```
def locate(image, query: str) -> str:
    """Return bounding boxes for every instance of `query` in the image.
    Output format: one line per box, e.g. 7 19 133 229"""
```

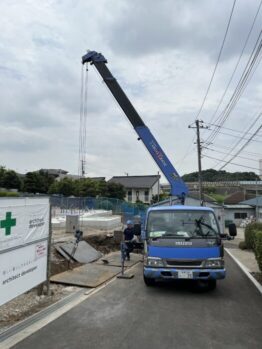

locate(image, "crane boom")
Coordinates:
82 51 188 201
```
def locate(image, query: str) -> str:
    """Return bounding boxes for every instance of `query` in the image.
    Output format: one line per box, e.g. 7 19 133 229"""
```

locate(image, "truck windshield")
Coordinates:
147 210 220 239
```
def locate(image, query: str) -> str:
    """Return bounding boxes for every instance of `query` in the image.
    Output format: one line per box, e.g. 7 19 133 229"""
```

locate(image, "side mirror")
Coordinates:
228 223 237 238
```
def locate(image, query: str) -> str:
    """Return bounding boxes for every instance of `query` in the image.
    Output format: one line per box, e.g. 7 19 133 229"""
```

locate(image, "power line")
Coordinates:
210 143 262 157
194 0 237 120
203 146 260 162
219 114 262 169
206 0 262 126
204 30 262 144
210 111 262 169
205 121 262 138
211 130 262 143
203 154 260 171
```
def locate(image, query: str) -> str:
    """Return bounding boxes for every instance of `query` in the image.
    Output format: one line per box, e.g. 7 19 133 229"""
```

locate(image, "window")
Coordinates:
136 191 140 201
146 210 220 238
127 190 132 202
234 212 247 219
144 190 149 202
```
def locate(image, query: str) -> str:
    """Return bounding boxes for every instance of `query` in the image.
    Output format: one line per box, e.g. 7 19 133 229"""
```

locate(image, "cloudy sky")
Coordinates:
0 0 261 181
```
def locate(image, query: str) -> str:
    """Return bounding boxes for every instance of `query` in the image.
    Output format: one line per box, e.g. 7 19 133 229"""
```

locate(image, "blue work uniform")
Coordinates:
123 227 134 259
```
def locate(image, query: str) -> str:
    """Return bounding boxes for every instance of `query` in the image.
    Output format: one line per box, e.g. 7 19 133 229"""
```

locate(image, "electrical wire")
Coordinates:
206 0 262 126
219 114 262 169
203 146 260 162
203 154 260 171
194 0 237 120
205 121 262 139
209 143 262 157
204 32 262 145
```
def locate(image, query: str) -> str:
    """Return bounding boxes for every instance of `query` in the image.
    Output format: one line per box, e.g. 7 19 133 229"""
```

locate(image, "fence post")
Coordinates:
46 199 53 296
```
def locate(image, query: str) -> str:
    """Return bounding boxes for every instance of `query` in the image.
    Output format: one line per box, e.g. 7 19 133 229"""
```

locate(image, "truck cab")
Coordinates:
143 205 226 290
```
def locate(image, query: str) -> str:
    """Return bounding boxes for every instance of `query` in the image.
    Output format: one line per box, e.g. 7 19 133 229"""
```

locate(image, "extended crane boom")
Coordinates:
82 51 188 202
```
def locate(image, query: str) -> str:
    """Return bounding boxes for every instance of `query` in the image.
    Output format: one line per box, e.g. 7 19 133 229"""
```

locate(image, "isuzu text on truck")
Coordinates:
81 51 237 290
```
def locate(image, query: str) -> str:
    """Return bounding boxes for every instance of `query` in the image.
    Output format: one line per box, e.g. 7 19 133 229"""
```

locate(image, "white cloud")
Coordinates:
0 0 261 181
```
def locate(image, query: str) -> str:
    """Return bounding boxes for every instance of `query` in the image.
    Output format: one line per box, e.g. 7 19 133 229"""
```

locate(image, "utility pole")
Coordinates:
188 120 209 206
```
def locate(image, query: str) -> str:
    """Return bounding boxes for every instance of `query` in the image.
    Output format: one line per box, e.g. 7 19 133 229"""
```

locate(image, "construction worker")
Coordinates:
123 220 134 260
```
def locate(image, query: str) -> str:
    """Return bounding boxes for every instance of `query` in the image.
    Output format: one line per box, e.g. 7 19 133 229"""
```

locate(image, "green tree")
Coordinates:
182 169 260 182
106 182 126 200
0 166 6 187
3 170 21 190
23 172 46 193
48 178 76 196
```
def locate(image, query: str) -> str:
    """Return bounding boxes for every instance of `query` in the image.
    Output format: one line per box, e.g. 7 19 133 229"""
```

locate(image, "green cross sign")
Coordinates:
0 212 16 236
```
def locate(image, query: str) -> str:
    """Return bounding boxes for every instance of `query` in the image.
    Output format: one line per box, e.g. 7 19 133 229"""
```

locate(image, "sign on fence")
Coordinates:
0 197 50 306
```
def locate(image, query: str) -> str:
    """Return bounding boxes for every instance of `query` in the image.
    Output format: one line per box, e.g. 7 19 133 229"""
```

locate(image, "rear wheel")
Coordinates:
144 275 155 287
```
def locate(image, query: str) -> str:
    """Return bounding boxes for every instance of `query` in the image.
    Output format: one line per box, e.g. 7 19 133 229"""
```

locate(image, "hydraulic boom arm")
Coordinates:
82 51 188 202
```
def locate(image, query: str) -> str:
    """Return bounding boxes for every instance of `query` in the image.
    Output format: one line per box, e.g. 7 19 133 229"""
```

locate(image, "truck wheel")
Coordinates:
207 279 217 291
144 275 155 286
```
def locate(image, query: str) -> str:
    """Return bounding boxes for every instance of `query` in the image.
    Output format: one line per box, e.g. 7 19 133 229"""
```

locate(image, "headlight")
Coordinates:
203 258 224 268
145 257 164 267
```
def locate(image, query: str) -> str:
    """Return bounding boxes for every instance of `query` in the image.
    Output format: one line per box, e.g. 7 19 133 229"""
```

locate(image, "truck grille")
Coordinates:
166 259 202 267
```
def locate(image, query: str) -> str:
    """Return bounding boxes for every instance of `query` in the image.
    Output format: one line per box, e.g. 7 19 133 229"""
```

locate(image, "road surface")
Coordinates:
12 254 262 349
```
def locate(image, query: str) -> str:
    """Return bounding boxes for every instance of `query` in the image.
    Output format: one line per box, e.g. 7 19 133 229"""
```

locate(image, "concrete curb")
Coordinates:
225 248 262 295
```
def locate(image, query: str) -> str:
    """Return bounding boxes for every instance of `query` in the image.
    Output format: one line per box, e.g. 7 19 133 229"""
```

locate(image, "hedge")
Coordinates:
244 222 262 249
238 241 247 250
0 191 19 197
254 231 262 272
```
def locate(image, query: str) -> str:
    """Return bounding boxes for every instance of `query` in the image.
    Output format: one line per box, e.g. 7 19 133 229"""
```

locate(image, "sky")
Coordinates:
0 0 261 182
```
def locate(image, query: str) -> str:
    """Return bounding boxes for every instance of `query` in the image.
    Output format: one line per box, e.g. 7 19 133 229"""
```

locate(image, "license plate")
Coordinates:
178 270 193 279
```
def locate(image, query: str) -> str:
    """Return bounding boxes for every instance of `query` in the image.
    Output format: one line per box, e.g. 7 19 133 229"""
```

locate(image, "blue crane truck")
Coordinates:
82 51 236 290
143 205 232 290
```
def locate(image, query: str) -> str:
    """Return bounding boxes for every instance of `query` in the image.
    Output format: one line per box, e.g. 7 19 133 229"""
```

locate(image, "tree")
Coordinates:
182 169 260 182
106 182 126 200
48 178 75 196
0 166 6 187
3 170 21 190
23 172 46 193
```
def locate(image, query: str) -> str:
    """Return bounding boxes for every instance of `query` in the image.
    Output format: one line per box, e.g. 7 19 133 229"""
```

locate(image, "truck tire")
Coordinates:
207 279 217 291
144 275 155 287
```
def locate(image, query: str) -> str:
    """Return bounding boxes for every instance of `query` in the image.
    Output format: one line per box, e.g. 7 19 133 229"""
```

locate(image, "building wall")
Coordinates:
125 188 152 204
124 180 160 204
258 206 262 222
224 208 255 226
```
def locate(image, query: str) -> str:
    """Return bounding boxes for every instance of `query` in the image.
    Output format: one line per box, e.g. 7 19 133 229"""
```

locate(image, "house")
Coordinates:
108 175 160 204
223 204 255 227
40 169 68 177
56 174 105 182
239 196 262 223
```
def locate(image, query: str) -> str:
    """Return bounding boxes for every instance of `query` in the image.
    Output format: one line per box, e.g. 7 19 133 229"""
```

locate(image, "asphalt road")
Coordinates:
12 254 262 349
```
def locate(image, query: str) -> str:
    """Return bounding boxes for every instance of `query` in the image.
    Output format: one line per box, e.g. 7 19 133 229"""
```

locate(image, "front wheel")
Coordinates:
144 275 155 287
207 279 217 291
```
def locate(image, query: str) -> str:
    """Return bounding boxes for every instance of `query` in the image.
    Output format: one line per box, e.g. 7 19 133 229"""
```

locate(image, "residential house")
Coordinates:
239 196 262 223
108 175 160 204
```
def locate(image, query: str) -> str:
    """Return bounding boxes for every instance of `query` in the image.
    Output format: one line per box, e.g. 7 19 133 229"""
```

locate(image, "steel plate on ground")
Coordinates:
50 264 121 288
96 251 142 267
55 245 74 261
59 241 102 263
